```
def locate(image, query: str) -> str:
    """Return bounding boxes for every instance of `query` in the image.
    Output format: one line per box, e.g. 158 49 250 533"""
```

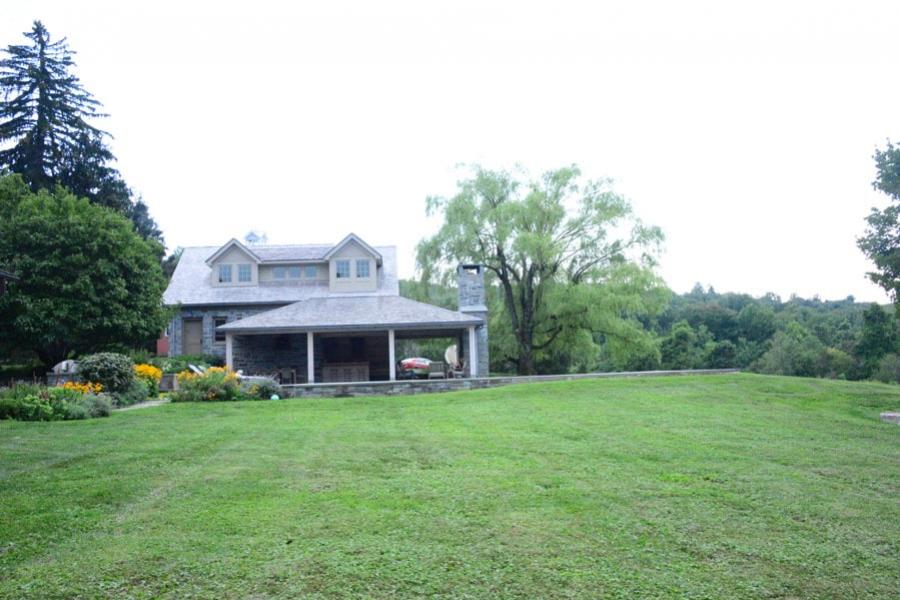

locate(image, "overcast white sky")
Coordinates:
4 1 898 301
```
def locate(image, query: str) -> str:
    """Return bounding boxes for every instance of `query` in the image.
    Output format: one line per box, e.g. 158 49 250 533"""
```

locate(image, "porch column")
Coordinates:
468 325 477 378
307 331 315 383
388 329 396 381
225 333 234 369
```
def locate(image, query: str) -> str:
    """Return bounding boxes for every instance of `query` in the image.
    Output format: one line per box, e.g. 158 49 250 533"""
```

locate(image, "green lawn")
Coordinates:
1 374 898 599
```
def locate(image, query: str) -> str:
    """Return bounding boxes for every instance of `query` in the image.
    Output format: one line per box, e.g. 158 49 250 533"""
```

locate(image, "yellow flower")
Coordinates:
61 381 103 394
134 363 162 384
176 370 197 383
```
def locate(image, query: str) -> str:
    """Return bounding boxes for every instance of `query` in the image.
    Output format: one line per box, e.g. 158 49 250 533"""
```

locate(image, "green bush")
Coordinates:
81 394 112 417
171 367 241 402
246 379 281 400
78 353 135 394
113 380 149 407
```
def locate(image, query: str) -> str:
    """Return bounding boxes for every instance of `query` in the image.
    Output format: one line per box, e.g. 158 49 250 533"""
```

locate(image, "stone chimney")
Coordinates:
458 264 489 377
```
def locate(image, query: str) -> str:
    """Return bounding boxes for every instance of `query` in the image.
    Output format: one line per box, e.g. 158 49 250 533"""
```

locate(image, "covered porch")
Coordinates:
225 327 479 383
217 295 484 383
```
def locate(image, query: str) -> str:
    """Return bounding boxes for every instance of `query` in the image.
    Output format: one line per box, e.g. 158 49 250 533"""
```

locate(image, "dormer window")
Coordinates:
356 259 370 278
274 266 302 280
336 260 350 278
238 264 252 282
218 264 232 283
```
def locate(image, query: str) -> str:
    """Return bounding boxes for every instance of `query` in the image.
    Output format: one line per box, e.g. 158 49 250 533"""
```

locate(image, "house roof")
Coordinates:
163 244 399 307
204 238 261 266
0 268 17 280
322 233 383 265
218 295 482 333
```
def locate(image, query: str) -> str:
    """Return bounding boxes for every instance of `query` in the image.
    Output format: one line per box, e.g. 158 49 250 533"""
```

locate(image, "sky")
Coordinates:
3 1 899 302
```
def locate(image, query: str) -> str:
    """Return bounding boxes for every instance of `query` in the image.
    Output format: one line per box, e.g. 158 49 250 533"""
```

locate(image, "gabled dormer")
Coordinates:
205 238 260 287
325 233 383 293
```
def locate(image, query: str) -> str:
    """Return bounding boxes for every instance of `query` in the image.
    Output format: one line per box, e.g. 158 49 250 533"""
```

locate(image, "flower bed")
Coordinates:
0 383 112 421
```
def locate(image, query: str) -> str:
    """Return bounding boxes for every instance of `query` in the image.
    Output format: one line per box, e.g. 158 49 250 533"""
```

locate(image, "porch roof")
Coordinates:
218 295 482 334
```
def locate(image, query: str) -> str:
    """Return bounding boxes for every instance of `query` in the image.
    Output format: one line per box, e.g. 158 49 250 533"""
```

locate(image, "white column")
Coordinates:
306 331 315 383
388 329 396 381
468 326 477 378
225 333 234 370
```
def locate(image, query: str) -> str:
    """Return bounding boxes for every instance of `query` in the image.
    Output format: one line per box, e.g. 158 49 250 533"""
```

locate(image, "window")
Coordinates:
304 265 317 278
238 264 252 283
355 259 370 278
274 266 286 279
218 264 232 283
288 266 302 279
214 317 227 342
335 260 350 278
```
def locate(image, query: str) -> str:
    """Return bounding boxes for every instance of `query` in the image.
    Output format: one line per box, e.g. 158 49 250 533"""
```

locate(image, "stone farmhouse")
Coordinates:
163 234 488 383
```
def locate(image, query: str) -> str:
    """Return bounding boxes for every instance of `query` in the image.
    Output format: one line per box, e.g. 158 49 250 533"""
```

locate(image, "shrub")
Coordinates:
78 353 135 394
0 393 53 420
113 380 149 407
134 363 162 397
81 394 112 417
172 367 241 402
247 379 281 400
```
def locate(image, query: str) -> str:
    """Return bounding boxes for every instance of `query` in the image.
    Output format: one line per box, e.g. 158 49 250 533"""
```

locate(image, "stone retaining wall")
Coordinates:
280 369 740 398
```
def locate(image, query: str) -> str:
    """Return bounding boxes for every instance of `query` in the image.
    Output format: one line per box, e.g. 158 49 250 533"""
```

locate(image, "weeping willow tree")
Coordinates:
417 165 668 375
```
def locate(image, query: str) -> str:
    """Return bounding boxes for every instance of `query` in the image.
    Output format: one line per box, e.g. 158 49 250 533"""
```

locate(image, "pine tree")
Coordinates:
0 21 106 187
0 21 162 242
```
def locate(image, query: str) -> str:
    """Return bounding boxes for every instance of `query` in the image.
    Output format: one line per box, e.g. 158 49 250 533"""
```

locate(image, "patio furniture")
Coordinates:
427 361 447 379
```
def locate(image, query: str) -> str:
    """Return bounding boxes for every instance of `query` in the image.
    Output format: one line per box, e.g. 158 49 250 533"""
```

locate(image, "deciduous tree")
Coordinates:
0 174 168 366
858 141 900 303
417 165 664 375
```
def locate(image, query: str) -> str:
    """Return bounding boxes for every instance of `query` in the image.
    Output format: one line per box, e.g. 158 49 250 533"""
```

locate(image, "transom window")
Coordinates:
238 264 252 282
304 265 317 278
355 259 370 278
335 260 350 279
218 264 232 283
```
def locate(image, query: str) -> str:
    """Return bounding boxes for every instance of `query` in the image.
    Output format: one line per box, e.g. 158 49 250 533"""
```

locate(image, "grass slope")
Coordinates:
0 374 898 599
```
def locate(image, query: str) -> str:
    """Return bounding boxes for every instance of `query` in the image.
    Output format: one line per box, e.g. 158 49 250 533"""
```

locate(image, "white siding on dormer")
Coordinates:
209 245 258 287
329 239 378 292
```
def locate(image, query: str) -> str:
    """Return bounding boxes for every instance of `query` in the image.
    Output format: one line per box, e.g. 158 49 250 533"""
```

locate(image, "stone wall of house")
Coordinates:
230 332 391 382
232 333 309 380
168 305 278 357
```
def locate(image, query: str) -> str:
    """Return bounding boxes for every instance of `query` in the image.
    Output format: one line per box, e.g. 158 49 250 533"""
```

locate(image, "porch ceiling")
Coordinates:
218 295 482 334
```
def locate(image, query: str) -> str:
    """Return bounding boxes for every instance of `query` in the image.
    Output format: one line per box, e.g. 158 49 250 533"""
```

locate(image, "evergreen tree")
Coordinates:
0 21 161 242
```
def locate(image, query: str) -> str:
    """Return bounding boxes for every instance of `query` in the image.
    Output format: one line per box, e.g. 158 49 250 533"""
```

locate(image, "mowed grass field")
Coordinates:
0 374 898 599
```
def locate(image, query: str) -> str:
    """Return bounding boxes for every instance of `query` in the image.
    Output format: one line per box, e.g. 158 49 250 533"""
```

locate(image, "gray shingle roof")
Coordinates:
219 296 481 333
163 244 399 307
249 245 334 262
